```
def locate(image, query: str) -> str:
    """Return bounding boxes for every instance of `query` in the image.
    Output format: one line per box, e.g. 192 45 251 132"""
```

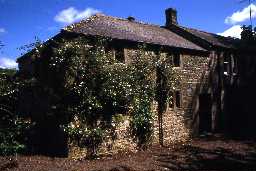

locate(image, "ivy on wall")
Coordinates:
18 36 177 157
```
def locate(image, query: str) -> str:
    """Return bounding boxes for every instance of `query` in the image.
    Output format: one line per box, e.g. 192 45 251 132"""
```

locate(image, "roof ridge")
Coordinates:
80 13 163 28
176 25 238 49
181 26 217 35
63 13 177 36
105 15 161 27
62 13 206 51
63 14 103 31
96 13 166 31
180 25 238 40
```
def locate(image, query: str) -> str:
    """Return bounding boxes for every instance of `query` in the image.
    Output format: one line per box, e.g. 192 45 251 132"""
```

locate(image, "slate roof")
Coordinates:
177 26 239 49
64 14 205 51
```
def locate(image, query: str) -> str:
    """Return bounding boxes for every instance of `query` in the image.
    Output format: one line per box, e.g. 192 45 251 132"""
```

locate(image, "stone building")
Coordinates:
166 8 239 134
17 8 239 151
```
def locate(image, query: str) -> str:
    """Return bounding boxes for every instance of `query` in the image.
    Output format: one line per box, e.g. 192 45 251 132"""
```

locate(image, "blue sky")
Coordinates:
0 0 255 68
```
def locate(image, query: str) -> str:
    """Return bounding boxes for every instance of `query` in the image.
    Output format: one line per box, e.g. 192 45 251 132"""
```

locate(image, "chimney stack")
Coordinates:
127 16 135 22
165 8 178 27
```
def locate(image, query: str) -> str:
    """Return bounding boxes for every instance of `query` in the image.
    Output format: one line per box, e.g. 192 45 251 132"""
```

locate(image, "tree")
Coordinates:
0 68 30 155
240 25 256 51
241 25 256 42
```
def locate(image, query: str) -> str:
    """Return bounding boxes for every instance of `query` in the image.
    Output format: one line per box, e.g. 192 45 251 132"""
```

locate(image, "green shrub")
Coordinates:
63 116 104 157
130 97 154 148
0 68 32 156
0 109 31 156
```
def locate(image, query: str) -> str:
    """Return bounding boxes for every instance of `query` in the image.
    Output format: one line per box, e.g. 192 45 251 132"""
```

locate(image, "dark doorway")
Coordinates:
199 94 212 133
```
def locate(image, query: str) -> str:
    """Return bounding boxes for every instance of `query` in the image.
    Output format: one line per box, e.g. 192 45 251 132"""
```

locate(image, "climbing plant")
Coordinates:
19 35 176 156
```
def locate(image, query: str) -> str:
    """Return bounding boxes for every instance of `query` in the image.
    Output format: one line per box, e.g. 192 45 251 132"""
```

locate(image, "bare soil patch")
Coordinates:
1 135 256 171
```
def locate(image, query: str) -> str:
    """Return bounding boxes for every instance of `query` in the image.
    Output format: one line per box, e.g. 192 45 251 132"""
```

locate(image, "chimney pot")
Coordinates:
165 8 178 27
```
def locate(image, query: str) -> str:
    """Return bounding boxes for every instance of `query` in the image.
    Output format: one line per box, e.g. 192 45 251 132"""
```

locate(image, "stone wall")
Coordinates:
151 52 218 145
152 101 190 146
179 53 214 134
102 48 217 147
18 39 220 157
68 115 137 159
98 116 137 155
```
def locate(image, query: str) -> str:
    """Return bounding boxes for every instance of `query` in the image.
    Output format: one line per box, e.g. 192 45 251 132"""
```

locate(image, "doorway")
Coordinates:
199 94 212 133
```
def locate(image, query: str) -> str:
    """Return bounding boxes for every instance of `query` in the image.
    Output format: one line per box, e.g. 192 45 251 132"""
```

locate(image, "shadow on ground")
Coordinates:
1 135 256 171
155 137 256 171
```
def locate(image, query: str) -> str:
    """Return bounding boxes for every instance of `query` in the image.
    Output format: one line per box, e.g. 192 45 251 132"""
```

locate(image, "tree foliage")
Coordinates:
241 25 256 43
0 68 30 155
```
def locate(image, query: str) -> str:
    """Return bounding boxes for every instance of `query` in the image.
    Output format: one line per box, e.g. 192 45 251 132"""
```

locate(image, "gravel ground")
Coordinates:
1 135 256 171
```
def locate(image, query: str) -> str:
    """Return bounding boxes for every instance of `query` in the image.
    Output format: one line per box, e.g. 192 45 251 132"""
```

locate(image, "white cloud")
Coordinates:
0 57 18 69
54 7 99 24
225 4 256 24
0 28 6 33
218 25 242 39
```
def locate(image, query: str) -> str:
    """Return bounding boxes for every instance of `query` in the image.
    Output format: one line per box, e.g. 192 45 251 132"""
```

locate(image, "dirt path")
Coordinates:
1 135 256 171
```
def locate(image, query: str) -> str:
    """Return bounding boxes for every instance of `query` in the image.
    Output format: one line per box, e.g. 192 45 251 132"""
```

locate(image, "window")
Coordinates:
169 91 174 108
223 61 229 75
173 53 181 67
115 48 125 63
175 91 181 108
104 45 115 61
232 56 238 74
169 90 182 108
224 55 230 75
105 45 112 54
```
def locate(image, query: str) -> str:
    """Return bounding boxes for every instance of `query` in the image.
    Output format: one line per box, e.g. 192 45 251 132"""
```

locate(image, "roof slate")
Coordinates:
64 14 206 51
177 26 239 49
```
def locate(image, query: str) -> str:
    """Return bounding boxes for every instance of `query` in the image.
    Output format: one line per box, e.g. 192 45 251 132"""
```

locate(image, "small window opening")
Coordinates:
173 53 180 67
105 45 114 57
224 55 230 76
105 45 112 53
169 91 174 108
232 56 238 75
224 61 229 75
175 91 181 108
115 48 125 63
169 90 182 108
